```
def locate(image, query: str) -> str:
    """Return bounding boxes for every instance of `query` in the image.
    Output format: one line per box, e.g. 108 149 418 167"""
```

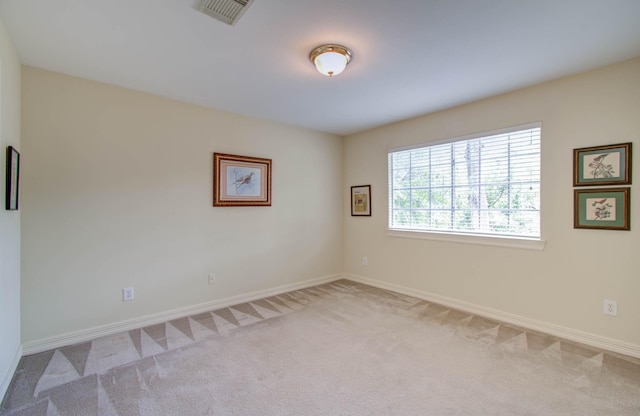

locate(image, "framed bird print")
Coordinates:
213 153 272 206
574 188 629 230
573 142 631 186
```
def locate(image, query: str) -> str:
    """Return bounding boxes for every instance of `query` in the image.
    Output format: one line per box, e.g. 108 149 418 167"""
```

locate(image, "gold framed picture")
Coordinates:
573 142 631 186
213 153 272 207
574 187 630 231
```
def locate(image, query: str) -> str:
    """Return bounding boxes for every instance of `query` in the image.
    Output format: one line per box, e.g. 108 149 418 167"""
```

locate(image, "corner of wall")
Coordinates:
0 12 22 402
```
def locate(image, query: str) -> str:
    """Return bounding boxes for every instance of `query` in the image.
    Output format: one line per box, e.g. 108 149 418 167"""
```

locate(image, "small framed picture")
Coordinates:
573 142 631 186
574 188 630 230
213 153 272 207
5 146 20 211
351 185 371 216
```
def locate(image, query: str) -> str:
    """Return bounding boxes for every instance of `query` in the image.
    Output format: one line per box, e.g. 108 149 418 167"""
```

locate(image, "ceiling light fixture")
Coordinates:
309 44 353 77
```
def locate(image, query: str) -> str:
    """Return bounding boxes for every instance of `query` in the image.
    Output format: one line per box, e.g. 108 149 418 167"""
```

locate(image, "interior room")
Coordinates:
1 1 640 414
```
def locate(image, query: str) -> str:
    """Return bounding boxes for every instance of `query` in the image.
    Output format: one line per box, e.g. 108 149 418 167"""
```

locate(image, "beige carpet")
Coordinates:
2 280 640 415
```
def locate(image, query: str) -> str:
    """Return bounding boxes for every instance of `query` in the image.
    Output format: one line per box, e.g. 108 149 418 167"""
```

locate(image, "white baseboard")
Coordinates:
1 344 22 401
22 271 638 360
345 273 640 359
22 274 342 355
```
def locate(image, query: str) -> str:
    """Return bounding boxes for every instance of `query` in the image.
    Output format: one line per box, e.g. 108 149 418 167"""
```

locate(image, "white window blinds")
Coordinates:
388 124 541 238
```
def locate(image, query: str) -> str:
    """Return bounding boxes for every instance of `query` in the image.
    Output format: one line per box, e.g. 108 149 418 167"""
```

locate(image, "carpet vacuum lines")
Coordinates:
1 279 639 415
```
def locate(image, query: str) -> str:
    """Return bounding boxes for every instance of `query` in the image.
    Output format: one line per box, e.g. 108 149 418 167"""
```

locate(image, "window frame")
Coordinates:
387 122 545 250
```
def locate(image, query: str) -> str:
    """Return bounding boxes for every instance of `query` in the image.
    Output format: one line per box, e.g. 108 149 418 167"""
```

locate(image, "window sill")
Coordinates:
386 229 546 250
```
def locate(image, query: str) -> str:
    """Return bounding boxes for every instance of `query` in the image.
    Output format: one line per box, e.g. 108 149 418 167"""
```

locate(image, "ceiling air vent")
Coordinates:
199 0 254 26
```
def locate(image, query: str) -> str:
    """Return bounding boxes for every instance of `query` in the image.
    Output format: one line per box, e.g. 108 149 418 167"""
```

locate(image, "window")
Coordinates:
388 123 541 240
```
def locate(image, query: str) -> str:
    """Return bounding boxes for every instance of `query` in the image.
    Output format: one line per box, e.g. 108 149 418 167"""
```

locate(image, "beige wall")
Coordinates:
16 55 640 354
21 67 343 343
344 58 640 348
0 16 21 395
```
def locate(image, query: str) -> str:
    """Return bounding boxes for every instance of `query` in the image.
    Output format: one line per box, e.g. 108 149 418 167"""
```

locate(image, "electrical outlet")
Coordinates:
362 256 368 266
208 274 216 285
123 287 134 302
603 299 617 316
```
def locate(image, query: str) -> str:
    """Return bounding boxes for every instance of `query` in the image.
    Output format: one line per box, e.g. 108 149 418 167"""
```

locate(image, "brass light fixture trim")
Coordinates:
309 44 353 77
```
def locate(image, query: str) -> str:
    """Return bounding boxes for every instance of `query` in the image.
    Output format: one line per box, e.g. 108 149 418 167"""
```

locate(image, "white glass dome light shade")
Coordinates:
314 51 347 77
309 44 352 77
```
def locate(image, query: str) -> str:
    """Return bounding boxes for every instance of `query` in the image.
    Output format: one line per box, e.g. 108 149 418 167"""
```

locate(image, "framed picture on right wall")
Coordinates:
573 142 632 186
574 187 630 231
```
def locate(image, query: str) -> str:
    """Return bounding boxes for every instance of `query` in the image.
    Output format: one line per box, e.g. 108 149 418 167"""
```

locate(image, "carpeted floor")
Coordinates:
2 279 639 415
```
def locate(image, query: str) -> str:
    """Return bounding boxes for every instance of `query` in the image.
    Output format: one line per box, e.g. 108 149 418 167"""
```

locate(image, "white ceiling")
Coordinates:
2 0 640 136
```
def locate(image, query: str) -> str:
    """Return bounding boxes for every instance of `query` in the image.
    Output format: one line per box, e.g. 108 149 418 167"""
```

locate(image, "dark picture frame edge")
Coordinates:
351 184 371 217
5 146 19 211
